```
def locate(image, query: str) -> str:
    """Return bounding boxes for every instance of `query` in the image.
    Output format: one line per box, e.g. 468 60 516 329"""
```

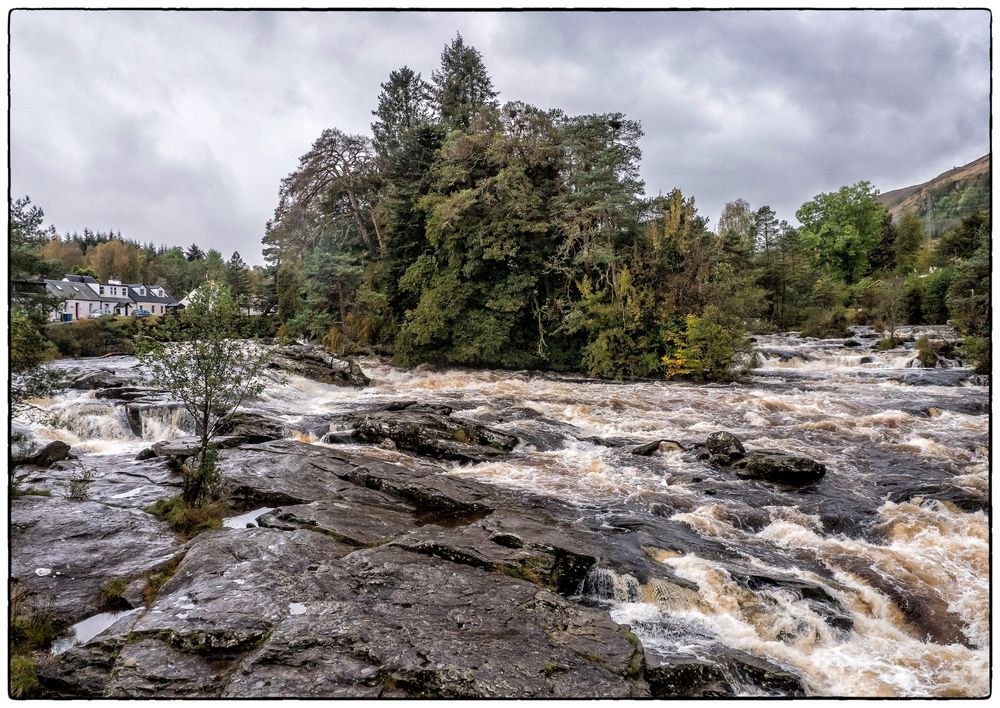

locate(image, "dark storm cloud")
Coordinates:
10 9 989 263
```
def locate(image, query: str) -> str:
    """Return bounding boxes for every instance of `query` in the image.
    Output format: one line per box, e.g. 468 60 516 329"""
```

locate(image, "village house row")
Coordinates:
44 274 180 321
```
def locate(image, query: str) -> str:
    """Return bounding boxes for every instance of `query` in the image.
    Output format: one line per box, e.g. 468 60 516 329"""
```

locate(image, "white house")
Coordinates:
45 280 103 321
51 274 180 320
128 283 179 316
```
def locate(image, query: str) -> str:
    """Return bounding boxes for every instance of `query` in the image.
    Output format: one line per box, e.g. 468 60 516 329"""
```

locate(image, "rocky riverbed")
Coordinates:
10 327 990 697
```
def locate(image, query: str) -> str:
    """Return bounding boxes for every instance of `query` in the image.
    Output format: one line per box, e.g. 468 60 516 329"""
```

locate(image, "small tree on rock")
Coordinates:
137 282 272 506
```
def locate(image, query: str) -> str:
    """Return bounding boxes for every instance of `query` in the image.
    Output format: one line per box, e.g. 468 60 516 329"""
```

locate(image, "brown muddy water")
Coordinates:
19 325 989 696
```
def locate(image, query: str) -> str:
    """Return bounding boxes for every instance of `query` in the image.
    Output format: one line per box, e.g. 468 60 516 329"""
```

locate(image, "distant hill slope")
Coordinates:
878 154 990 237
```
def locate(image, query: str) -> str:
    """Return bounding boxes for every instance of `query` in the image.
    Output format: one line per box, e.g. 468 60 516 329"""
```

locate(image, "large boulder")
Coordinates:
704 432 745 462
214 411 288 444
66 369 130 391
13 440 72 468
731 451 826 485
349 408 518 463
268 345 370 387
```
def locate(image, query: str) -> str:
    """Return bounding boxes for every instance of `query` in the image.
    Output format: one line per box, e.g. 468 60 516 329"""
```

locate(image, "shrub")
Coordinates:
875 336 906 351
799 309 852 339
67 466 95 501
962 335 990 374
99 577 130 609
145 495 225 539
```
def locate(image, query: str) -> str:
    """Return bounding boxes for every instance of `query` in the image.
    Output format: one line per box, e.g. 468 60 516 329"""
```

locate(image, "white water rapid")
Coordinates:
16 325 988 696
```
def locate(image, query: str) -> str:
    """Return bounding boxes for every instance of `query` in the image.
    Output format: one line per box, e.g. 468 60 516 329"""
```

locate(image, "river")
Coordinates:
15 325 989 697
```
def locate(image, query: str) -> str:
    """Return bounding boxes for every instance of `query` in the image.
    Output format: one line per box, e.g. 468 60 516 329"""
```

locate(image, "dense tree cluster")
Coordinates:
261 34 989 379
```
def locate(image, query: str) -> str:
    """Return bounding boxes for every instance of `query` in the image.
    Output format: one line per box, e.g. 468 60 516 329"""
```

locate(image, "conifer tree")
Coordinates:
431 33 499 131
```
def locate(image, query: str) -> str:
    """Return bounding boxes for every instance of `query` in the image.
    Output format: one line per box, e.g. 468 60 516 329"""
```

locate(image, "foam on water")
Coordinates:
18 331 987 697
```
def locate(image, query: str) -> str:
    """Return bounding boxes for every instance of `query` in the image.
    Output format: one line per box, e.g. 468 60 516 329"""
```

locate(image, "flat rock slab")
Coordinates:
219 441 497 513
126 528 354 655
42 539 647 698
29 456 182 510
223 547 646 698
259 487 420 547
11 496 181 627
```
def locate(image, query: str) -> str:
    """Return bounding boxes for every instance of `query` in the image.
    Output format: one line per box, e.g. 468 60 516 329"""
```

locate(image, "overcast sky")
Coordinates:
10 9 990 265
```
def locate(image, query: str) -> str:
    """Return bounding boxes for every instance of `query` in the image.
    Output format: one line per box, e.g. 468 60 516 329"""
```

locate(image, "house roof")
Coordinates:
128 286 178 305
45 280 101 301
100 295 134 304
63 273 98 284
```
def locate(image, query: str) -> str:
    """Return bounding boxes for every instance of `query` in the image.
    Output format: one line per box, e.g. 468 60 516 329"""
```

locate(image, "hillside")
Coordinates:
878 153 990 237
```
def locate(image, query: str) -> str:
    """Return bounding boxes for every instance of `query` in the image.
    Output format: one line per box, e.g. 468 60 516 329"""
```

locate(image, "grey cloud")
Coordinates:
10 10 989 261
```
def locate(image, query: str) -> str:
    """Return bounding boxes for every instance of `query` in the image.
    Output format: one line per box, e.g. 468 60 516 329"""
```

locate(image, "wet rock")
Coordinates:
151 436 244 460
214 411 287 444
108 638 243 698
13 440 72 468
259 489 420 547
828 554 968 646
645 654 733 697
219 441 496 513
135 447 157 461
842 339 862 348
224 547 647 698
37 631 130 697
46 535 647 698
10 496 180 627
731 451 826 485
268 345 370 387
218 441 362 506
321 431 357 445
382 400 454 416
67 369 129 390
859 356 875 364
720 649 805 696
93 386 162 401
705 432 745 462
349 409 518 463
631 439 686 456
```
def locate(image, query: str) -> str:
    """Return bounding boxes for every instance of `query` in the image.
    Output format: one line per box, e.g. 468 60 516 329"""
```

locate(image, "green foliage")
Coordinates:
934 210 989 264
796 182 888 283
893 211 923 274
142 555 184 605
145 495 225 539
136 283 270 506
669 307 752 382
11 307 61 417
9 654 39 698
99 577 129 608
9 586 55 697
255 38 988 380
946 243 989 336
432 33 498 131
961 335 990 374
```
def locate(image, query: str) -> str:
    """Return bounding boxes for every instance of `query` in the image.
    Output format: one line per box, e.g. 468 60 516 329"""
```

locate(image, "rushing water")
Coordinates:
18 325 989 696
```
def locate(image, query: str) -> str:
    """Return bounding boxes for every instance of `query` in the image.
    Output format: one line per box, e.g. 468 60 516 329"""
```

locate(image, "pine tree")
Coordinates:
431 34 499 131
372 66 434 166
186 243 206 261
